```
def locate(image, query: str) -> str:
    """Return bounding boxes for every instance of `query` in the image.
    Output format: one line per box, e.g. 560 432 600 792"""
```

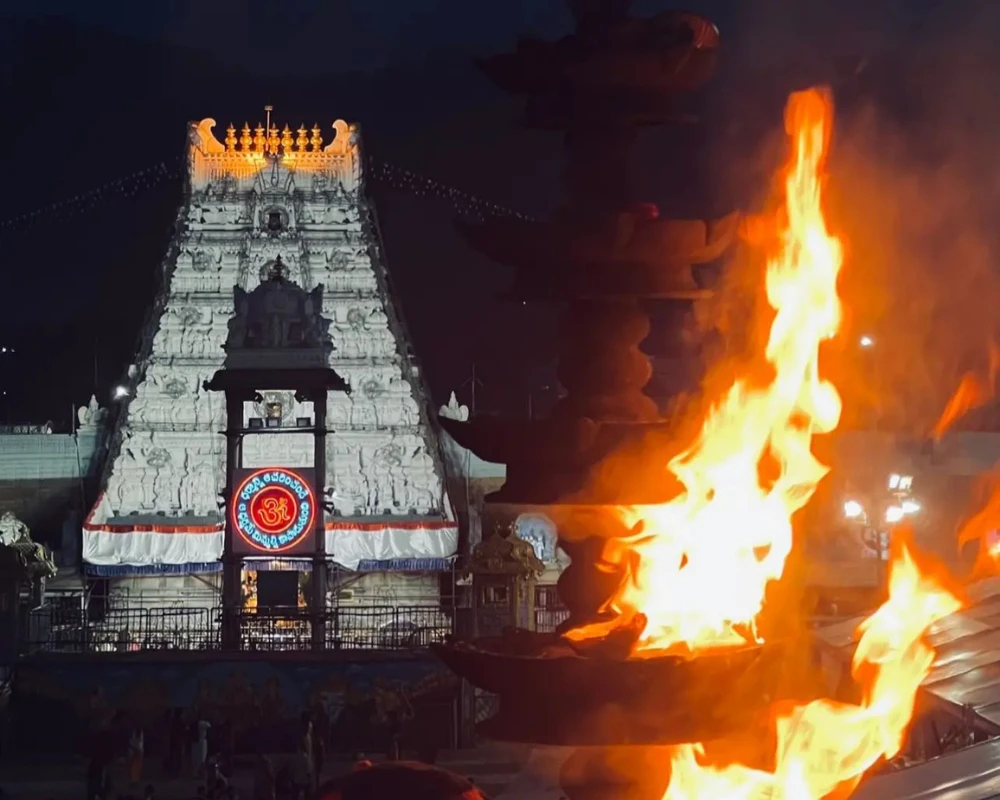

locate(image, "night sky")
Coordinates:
2 0 1000 430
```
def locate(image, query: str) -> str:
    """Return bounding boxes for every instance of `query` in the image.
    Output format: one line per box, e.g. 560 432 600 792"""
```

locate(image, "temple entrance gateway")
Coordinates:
205 256 348 650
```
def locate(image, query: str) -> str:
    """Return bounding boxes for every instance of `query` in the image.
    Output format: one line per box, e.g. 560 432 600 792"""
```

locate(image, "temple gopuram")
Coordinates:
83 113 458 613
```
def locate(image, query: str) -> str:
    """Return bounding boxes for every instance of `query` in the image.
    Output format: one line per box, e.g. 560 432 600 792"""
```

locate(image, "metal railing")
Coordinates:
535 606 570 633
21 593 570 655
20 603 457 655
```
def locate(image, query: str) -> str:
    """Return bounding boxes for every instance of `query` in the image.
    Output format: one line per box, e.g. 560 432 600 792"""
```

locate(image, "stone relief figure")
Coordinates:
360 378 385 401
152 470 179 510
192 251 213 272
293 194 317 224
393 402 419 428
145 447 172 469
183 461 221 515
246 191 259 231
346 307 368 332
137 478 156 511
375 473 394 512
374 442 405 468
354 403 378 428
125 395 148 424
179 306 203 326
162 378 187 400
324 249 350 271
327 401 350 426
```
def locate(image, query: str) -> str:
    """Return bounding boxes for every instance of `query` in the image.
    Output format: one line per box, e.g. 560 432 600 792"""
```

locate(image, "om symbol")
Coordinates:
258 497 292 527
250 486 299 534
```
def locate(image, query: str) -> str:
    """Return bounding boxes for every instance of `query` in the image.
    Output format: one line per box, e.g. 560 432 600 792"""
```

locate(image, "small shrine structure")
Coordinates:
462 519 544 638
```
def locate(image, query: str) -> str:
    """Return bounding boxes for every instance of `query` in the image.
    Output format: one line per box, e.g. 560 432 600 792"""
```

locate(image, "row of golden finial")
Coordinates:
223 122 327 154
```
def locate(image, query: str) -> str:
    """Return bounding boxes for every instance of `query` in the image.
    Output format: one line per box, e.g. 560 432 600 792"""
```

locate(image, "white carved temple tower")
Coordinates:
82 114 457 606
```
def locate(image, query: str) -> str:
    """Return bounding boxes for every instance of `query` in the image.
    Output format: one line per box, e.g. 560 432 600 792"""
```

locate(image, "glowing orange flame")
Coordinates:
663 542 961 799
930 342 1000 441
565 87 843 654
956 475 1000 577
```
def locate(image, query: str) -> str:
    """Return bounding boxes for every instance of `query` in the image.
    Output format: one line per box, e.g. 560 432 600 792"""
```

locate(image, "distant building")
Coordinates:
0 396 106 566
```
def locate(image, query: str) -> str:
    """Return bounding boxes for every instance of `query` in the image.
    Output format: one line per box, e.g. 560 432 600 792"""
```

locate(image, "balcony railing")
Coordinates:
21 590 572 655
20 604 457 655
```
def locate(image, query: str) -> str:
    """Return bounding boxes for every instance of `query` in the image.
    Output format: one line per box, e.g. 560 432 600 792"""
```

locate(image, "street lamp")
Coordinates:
843 499 865 520
859 335 874 348
113 386 129 400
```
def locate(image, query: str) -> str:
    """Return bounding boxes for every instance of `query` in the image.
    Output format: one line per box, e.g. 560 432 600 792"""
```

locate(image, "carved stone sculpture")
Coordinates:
77 395 106 428
0 513 31 546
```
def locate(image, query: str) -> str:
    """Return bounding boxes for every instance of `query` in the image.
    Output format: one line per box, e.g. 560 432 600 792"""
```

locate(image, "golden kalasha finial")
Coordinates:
240 123 252 152
295 125 308 152
253 124 265 152
225 124 237 152
310 124 322 151
267 124 279 154
280 124 293 154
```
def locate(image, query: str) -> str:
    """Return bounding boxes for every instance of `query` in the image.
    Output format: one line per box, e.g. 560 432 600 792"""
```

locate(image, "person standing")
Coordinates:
85 751 111 800
165 709 184 778
290 745 312 800
192 717 211 777
252 754 275 800
310 707 327 789
128 724 144 786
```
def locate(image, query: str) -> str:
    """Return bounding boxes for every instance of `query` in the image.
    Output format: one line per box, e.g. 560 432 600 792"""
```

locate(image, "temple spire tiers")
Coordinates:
84 107 458 616
432 4 776 788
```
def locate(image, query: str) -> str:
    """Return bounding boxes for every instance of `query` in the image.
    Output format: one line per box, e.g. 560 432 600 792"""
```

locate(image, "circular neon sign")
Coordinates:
232 467 316 553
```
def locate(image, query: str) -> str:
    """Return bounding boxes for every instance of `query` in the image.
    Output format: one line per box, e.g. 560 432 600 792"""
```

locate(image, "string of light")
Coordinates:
0 155 533 236
369 159 532 222
0 159 184 234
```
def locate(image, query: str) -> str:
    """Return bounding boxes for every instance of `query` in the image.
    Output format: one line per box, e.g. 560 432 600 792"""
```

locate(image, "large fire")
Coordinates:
564 86 967 798
664 543 961 799
565 88 844 654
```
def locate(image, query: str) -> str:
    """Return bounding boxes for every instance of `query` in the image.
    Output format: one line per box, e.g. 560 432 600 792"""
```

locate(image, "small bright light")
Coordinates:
859 335 875 348
899 475 913 491
888 473 901 490
843 500 865 519
886 506 905 524
113 386 129 400
901 500 921 515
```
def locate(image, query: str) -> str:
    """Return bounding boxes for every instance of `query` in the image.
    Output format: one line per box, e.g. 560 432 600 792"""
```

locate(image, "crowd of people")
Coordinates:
84 709 335 800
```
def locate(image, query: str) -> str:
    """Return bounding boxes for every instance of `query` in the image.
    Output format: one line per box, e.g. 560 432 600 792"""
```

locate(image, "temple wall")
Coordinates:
0 426 104 550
